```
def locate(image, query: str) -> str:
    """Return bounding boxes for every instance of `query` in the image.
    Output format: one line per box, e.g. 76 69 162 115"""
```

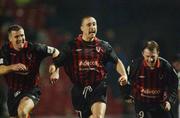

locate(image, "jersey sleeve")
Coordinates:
53 41 71 67
103 41 118 64
127 58 142 83
34 43 55 59
0 46 9 65
164 61 178 105
127 60 134 84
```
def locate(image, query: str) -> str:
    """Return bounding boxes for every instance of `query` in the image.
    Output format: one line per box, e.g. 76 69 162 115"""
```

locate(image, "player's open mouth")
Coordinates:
89 31 96 34
16 39 25 44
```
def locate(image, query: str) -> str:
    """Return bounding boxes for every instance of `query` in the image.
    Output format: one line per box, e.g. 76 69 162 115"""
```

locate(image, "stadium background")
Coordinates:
0 0 179 117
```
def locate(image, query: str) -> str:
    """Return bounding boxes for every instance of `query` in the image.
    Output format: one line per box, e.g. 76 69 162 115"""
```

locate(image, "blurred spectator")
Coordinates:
172 53 180 118
172 53 180 79
104 29 116 44
15 0 32 7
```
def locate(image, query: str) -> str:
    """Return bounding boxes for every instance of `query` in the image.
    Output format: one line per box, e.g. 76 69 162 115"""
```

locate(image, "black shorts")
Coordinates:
135 101 174 118
0 84 9 117
71 80 107 118
7 87 41 116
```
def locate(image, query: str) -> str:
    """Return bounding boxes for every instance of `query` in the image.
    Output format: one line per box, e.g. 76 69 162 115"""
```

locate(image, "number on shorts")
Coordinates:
138 111 144 118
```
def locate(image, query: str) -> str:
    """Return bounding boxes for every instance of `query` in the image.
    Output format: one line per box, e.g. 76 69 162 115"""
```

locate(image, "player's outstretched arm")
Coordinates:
0 63 27 75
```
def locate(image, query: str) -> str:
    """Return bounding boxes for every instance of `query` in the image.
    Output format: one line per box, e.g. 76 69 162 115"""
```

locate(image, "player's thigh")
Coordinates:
91 102 106 116
18 96 34 113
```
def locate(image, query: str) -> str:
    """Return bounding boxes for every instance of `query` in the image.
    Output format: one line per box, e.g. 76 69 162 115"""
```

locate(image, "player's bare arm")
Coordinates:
48 48 60 84
0 63 27 75
116 59 128 86
49 49 60 74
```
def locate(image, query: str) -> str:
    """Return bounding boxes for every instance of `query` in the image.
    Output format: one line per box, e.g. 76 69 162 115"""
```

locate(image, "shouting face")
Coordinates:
81 17 97 41
142 48 159 68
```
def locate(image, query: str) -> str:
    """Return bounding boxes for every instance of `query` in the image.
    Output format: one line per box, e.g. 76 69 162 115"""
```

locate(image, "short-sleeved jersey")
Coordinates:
0 41 53 92
54 34 118 87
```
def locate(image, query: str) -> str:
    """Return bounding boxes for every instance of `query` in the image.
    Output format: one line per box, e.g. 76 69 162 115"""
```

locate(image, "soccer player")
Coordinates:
0 24 59 118
49 16 128 118
0 78 9 117
127 40 178 118
172 53 180 118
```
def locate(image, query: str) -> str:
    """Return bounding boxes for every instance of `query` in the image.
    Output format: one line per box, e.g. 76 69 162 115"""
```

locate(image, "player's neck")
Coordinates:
12 45 21 51
82 35 94 42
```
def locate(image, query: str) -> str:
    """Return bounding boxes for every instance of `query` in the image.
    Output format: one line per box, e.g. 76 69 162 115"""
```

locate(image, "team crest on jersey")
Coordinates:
96 47 101 52
0 58 4 64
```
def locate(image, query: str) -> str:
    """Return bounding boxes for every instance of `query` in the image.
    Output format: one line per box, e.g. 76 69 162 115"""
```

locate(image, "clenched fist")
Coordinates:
118 75 128 86
10 63 27 72
49 64 59 85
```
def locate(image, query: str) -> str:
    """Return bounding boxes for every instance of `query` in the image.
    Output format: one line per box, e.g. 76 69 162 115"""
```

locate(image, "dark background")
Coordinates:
0 0 179 117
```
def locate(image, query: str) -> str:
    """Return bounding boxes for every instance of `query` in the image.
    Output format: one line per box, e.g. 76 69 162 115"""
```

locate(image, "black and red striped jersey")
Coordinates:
0 41 54 92
128 57 178 104
54 34 118 87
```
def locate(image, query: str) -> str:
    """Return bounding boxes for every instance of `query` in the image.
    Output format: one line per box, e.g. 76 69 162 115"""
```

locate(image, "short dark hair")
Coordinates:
7 24 23 35
81 16 94 25
142 40 159 52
